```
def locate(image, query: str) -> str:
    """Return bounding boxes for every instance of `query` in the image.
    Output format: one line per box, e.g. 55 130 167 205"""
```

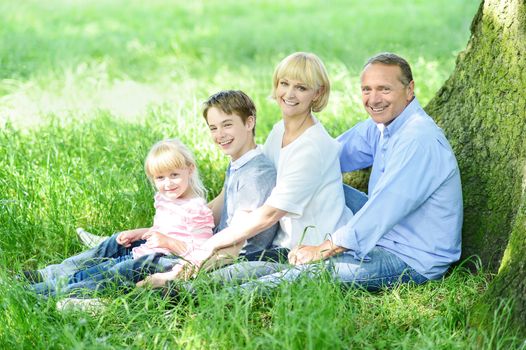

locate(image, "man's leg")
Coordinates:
38 233 145 281
343 184 368 214
329 247 428 291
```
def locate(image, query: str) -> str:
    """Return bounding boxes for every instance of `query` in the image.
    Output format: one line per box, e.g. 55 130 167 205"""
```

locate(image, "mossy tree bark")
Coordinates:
426 0 525 335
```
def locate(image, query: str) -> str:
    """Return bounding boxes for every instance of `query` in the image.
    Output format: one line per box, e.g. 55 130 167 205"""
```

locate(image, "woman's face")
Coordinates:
275 77 320 119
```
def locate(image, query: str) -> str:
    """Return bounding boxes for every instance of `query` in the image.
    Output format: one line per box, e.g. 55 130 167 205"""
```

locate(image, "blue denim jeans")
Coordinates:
37 233 136 281
32 233 179 296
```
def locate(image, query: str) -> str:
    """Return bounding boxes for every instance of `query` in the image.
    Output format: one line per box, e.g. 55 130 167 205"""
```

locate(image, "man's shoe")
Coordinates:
76 227 107 248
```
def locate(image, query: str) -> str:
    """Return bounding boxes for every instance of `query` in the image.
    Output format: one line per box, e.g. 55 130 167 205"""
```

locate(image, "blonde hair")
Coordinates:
144 139 206 199
271 52 331 113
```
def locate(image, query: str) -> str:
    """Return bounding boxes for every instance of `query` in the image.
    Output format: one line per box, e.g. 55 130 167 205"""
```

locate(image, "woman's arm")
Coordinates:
202 204 286 253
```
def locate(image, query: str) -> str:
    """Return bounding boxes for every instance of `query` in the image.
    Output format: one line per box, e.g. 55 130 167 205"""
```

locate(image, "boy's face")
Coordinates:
206 107 255 161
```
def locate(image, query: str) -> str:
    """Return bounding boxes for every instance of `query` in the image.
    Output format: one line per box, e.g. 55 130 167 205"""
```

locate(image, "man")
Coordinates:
240 52 463 291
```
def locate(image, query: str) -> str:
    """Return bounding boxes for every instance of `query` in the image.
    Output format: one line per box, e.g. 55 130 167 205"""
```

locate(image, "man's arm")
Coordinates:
332 136 450 258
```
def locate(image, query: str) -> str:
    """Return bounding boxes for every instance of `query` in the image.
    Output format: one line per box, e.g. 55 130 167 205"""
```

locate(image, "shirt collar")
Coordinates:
379 97 421 137
230 146 262 171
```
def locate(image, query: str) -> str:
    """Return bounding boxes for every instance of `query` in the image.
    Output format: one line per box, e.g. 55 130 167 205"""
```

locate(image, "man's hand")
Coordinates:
288 244 326 265
288 240 347 265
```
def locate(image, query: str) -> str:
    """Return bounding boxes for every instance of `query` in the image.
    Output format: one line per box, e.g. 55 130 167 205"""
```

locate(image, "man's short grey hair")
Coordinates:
365 52 413 86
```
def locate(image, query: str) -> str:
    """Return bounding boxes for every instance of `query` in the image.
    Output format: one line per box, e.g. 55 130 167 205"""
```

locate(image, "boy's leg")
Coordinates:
38 233 145 281
343 184 368 214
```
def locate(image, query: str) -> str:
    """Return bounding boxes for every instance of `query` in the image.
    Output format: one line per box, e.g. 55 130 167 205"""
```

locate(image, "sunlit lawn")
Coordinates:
3 1 524 349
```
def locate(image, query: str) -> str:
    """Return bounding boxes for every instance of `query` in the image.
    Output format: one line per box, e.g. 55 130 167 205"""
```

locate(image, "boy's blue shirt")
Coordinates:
215 147 278 254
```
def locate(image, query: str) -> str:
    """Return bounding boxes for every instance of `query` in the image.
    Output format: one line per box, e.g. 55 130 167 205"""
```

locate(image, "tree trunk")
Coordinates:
425 0 526 336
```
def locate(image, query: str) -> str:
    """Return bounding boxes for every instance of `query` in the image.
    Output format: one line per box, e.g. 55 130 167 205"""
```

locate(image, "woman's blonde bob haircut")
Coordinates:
144 138 206 199
271 52 330 113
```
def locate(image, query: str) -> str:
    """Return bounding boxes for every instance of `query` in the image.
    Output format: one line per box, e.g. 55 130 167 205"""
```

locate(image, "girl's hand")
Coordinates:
117 230 138 247
143 231 169 249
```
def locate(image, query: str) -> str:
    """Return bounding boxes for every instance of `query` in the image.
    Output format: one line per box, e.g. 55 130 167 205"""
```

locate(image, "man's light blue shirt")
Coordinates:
332 98 463 279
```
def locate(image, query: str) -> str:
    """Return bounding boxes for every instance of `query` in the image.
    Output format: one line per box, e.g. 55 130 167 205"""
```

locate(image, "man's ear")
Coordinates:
406 80 415 101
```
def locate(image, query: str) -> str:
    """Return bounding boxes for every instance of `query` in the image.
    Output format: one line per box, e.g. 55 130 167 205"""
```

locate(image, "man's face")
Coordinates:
360 63 414 125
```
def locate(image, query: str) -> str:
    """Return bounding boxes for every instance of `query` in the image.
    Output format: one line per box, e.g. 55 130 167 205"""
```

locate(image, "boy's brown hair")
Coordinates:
202 90 257 135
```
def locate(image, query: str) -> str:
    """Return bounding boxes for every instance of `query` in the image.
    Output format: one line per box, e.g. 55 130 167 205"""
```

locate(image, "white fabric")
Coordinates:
263 119 353 249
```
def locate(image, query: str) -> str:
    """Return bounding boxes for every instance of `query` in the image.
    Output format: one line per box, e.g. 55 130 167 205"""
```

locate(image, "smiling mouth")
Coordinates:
219 139 233 146
283 99 299 106
370 106 387 112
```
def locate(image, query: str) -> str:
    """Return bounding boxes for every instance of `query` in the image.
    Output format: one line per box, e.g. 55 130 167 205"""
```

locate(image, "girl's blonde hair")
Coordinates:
271 52 331 113
144 139 206 199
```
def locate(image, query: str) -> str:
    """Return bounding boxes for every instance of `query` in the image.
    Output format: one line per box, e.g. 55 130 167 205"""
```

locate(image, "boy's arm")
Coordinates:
207 189 225 227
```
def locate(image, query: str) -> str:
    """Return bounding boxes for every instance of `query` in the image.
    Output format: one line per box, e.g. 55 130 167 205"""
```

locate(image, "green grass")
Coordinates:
2 0 525 349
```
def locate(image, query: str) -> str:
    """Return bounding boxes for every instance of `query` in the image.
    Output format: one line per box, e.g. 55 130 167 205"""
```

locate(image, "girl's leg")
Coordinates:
57 254 177 297
37 233 145 281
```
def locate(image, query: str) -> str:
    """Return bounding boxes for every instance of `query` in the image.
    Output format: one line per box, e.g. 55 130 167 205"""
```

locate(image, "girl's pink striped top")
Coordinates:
132 193 214 259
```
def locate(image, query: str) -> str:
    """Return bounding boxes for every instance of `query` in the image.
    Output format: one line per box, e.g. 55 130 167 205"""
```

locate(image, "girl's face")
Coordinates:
152 166 193 200
275 77 320 119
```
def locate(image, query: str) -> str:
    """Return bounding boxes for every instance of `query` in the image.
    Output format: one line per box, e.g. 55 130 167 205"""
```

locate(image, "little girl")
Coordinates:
31 138 215 296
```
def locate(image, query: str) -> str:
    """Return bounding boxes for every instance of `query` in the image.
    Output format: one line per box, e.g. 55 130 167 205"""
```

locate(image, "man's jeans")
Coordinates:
209 184 428 292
